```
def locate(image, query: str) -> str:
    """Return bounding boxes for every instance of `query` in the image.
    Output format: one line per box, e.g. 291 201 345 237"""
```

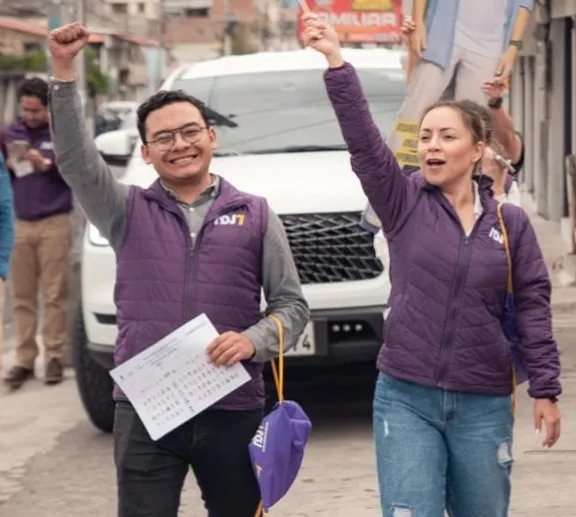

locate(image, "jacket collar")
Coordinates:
142 174 249 214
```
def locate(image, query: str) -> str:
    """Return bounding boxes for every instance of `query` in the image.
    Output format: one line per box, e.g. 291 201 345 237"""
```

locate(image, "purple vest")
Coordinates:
1 119 72 221
113 178 268 410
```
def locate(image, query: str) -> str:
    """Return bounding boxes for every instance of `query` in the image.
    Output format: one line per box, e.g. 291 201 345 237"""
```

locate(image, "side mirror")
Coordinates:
94 129 134 166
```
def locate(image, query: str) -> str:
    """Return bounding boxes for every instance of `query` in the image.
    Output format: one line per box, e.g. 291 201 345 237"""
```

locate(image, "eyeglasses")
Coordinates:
148 125 208 151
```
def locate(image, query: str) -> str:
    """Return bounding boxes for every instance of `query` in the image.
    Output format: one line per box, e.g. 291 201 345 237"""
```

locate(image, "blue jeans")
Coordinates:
373 373 514 517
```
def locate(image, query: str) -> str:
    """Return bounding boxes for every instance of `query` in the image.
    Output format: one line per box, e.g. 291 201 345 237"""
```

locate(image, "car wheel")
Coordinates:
72 304 115 433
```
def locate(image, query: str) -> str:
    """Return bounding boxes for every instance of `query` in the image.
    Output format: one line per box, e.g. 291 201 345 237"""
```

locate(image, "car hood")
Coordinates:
121 151 369 214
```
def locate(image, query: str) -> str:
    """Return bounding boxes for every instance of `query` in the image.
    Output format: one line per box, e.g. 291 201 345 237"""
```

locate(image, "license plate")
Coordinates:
285 322 315 356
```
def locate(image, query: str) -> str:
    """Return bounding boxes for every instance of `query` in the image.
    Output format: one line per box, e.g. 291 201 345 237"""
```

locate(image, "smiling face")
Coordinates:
418 105 484 189
141 101 216 185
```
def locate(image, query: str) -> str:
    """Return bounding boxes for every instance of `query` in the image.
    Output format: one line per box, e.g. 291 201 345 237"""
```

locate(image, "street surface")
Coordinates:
0 187 575 516
0 316 575 516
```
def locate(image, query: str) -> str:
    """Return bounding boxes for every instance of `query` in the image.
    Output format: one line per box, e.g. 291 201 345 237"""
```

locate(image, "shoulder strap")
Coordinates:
496 203 513 293
267 314 284 403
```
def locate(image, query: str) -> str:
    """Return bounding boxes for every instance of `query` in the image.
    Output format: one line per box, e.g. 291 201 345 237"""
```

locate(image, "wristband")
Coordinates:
488 97 504 110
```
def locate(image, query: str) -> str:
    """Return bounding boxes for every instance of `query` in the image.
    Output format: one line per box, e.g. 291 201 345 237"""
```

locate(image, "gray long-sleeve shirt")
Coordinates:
49 80 309 363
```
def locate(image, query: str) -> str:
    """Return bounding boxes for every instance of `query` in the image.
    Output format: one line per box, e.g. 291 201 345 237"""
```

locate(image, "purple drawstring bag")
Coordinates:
249 315 312 515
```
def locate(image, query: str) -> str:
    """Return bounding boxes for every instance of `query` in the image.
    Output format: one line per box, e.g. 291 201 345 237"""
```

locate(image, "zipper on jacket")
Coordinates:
435 219 482 386
184 201 248 321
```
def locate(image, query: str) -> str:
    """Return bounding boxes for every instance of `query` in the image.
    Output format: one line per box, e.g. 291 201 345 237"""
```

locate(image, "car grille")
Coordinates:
279 212 384 285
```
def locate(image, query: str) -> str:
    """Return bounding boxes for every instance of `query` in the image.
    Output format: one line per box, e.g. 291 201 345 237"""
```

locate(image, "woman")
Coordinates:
302 13 562 517
374 138 521 275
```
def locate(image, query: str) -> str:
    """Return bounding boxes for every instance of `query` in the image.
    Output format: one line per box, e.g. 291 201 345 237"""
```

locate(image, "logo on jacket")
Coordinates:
489 226 503 244
215 213 245 226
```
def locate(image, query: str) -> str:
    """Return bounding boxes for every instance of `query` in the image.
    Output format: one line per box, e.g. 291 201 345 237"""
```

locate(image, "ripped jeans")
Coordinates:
373 373 514 517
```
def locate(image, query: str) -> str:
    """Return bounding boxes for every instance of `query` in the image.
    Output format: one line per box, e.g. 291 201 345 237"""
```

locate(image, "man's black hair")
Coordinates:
136 90 210 143
18 76 48 106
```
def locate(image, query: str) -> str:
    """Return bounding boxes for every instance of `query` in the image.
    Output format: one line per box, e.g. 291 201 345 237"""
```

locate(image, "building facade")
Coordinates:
509 0 576 253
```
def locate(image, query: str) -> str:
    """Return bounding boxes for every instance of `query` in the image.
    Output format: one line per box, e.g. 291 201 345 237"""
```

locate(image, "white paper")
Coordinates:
110 313 251 440
11 159 34 178
6 141 35 178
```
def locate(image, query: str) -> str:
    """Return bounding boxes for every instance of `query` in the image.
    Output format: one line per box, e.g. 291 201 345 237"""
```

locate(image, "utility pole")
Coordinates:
223 0 232 55
75 0 93 137
47 0 64 77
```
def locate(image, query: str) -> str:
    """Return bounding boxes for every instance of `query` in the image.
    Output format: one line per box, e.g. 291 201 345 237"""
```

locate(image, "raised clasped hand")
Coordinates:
301 13 341 60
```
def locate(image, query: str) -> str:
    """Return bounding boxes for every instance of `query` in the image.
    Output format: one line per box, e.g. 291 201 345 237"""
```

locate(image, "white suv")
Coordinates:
76 47 405 432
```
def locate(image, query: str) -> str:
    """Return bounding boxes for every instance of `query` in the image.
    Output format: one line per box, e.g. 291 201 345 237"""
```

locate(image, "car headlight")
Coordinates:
88 224 110 247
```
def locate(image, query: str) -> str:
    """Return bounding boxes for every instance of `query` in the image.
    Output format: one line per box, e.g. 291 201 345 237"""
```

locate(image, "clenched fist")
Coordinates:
48 23 89 80
49 22 89 60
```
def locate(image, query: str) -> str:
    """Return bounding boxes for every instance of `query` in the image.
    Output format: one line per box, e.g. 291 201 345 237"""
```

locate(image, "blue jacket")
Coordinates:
422 0 534 69
0 153 15 280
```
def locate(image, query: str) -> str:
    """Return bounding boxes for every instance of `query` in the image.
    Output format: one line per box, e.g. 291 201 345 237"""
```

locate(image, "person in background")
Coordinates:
0 152 15 377
304 13 561 516
372 20 524 269
47 23 309 517
466 101 522 205
481 77 524 173
1 77 73 389
484 140 521 205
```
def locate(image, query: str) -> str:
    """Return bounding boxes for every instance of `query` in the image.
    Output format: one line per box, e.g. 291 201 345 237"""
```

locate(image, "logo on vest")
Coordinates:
489 226 503 244
214 213 245 226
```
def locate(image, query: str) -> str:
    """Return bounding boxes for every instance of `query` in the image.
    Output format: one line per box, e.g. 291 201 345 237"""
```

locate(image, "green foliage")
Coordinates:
0 45 108 98
84 46 109 98
221 23 257 56
0 49 46 71
231 31 257 55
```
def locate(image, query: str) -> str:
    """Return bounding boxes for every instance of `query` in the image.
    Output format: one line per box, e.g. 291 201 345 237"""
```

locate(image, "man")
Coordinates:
47 23 309 517
0 153 15 377
1 77 73 388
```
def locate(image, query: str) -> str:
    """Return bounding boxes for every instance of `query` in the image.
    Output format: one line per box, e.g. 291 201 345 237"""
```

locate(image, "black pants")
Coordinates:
113 401 263 517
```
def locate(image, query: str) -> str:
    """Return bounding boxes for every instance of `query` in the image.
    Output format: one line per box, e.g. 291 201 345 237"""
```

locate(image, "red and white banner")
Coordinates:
297 0 402 44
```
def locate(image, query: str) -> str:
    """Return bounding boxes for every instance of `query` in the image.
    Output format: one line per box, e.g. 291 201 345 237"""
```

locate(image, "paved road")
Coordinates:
0 180 574 515
0 312 575 517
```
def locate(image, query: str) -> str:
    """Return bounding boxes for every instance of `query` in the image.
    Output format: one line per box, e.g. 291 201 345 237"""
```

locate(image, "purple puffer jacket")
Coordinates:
325 62 561 399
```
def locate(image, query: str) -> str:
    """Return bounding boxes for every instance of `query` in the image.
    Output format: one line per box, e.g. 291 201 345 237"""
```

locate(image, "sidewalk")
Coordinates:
511 367 576 515
521 191 576 313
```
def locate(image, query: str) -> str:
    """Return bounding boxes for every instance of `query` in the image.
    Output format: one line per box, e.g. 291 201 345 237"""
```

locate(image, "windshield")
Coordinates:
171 67 405 156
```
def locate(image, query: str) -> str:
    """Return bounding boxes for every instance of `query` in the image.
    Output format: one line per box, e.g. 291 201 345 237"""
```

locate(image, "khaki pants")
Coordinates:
362 45 500 230
11 213 72 369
